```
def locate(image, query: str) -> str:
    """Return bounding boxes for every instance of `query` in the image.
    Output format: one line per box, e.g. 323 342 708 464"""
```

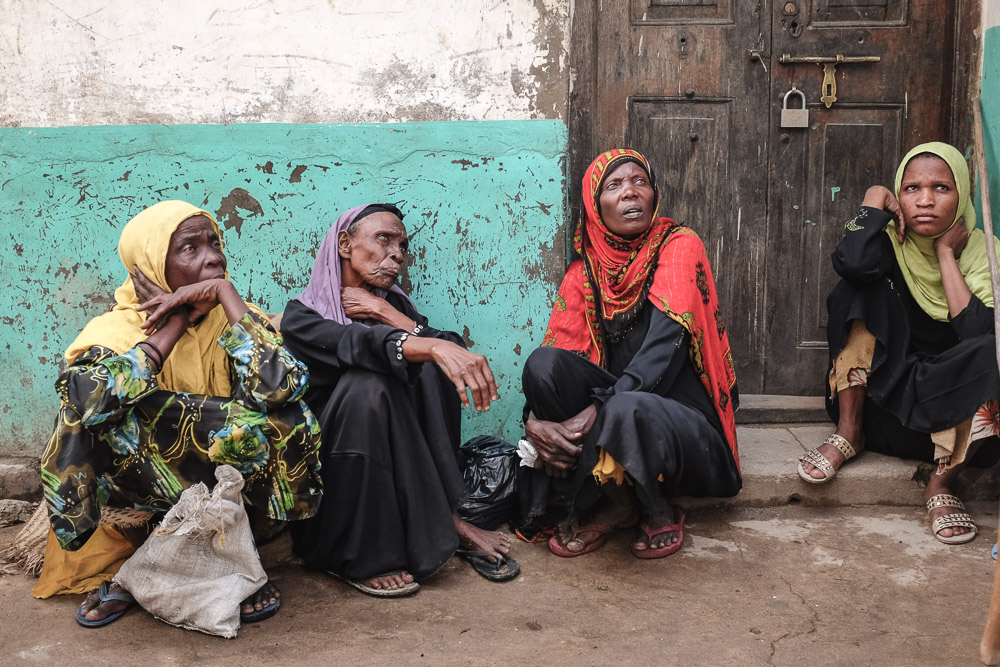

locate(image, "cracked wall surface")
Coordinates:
0 0 570 126
0 121 567 456
0 3 572 456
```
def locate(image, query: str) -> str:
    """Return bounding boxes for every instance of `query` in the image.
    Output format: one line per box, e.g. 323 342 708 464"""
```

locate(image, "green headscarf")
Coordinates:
885 141 997 321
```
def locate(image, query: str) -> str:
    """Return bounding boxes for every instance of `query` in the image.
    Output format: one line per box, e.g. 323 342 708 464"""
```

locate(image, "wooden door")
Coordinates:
569 0 978 396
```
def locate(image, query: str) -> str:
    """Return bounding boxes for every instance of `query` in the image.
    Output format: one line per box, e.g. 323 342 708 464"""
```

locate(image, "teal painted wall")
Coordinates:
983 25 1000 229
0 120 567 457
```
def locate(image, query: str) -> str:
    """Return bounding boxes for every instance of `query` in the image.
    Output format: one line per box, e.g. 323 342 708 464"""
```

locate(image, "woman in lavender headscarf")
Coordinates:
282 204 516 596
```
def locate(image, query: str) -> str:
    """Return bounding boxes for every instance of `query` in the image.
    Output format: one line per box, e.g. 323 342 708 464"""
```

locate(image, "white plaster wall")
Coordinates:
0 0 570 126
986 1 1000 29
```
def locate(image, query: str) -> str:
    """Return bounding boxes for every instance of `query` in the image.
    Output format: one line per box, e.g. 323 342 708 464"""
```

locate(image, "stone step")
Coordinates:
684 423 1000 509
736 394 828 424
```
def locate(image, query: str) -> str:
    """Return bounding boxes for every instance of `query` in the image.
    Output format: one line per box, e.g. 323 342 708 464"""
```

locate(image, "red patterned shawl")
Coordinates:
542 149 739 467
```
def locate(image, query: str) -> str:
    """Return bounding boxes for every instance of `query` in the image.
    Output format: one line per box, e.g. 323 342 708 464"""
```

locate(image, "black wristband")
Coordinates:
136 340 164 372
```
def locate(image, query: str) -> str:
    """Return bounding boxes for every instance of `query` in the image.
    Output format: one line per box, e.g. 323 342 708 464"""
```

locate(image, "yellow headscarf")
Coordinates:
65 200 266 396
885 142 998 322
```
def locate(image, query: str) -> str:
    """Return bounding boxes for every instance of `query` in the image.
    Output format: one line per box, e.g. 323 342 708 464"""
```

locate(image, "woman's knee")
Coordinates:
329 369 395 413
522 347 569 397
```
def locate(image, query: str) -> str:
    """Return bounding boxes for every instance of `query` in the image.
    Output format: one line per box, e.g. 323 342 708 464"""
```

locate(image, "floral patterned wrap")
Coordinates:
40 312 323 550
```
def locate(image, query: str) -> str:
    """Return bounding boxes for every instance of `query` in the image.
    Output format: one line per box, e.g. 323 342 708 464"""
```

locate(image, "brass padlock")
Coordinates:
781 87 809 128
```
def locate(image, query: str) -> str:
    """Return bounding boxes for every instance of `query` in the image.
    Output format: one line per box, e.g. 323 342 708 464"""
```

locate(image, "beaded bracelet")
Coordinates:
412 324 424 336
392 332 410 361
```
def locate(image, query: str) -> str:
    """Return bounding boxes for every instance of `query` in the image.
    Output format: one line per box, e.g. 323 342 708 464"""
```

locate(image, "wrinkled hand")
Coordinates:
861 186 904 243
342 286 387 321
138 278 228 330
525 410 587 478
430 341 499 412
132 267 168 318
934 218 969 260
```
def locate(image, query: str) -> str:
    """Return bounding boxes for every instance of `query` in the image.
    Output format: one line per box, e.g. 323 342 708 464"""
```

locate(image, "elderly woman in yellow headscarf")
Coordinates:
797 142 1000 544
38 201 322 626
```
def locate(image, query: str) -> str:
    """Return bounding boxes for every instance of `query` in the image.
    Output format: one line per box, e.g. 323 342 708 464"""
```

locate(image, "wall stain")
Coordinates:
256 161 275 174
462 325 476 348
289 165 308 183
215 188 264 237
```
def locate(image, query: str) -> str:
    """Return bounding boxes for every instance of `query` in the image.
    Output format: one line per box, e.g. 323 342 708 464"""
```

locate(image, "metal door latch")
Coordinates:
778 53 881 108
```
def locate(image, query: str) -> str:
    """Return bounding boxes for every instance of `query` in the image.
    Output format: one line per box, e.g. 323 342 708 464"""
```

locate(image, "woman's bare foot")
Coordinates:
454 515 511 562
926 465 971 540
79 582 131 623
240 581 280 618
552 484 639 554
632 503 681 553
360 571 415 591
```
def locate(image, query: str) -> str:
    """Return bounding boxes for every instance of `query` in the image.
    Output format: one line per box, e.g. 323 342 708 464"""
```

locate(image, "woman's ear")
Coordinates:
337 230 352 260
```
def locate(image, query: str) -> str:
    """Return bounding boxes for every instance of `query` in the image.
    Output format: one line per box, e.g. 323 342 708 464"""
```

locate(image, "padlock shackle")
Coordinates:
783 88 807 109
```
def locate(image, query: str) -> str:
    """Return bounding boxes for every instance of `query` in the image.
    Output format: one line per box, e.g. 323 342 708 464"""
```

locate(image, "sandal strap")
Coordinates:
800 448 835 476
98 581 135 605
931 512 977 534
824 433 858 459
926 494 965 512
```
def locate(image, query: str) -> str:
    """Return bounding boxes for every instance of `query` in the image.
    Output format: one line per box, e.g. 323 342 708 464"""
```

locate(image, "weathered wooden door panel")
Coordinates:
765 106 904 392
590 0 771 390
571 0 973 395
763 0 952 393
626 97 763 384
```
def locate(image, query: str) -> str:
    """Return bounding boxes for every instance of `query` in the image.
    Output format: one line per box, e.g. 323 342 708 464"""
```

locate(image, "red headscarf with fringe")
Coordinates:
542 149 739 466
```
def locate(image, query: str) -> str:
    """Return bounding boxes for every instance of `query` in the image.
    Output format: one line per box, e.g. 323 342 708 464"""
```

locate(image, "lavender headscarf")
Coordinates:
296 203 413 324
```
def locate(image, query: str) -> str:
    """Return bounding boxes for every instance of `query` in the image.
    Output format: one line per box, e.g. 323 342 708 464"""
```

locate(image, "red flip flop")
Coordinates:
631 509 685 559
548 523 613 557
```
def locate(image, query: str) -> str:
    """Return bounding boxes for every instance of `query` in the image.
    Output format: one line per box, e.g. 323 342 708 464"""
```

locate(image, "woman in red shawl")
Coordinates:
520 149 741 558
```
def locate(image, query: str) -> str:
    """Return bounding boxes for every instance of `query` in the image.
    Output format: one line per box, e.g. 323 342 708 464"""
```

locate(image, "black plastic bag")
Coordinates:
456 435 518 530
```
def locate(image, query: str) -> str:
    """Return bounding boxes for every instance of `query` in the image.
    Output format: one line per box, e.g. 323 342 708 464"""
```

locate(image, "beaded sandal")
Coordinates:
926 493 977 545
797 433 859 485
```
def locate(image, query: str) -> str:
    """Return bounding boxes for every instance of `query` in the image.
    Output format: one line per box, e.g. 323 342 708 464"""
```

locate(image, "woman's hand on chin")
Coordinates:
934 218 969 260
139 278 244 330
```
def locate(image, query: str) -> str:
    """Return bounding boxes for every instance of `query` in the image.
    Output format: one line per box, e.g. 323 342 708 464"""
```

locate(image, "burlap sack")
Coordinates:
114 465 266 638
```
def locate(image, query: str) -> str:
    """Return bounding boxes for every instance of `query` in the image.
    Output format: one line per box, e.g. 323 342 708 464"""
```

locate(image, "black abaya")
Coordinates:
281 295 468 580
520 303 741 526
826 206 1000 462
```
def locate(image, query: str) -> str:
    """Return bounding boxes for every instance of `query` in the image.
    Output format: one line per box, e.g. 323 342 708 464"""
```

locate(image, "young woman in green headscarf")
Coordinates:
797 142 1000 544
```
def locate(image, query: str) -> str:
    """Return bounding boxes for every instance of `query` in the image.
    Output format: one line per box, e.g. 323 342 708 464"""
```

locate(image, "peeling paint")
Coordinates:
0 119 567 456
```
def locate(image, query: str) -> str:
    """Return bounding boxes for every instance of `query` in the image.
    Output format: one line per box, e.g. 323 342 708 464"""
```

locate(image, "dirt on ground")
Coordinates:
1 503 998 666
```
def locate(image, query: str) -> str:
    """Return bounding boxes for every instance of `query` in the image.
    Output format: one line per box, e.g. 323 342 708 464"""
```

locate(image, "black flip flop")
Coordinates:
456 549 520 582
327 570 421 598
240 584 281 624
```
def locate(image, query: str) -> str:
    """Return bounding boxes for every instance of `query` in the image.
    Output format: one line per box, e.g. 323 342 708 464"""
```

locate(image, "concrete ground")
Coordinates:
1 503 998 666
2 422 1000 666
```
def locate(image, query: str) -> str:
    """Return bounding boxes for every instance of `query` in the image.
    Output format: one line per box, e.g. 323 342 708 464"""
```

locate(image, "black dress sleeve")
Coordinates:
950 295 995 339
280 299 411 380
831 206 896 286
591 309 689 407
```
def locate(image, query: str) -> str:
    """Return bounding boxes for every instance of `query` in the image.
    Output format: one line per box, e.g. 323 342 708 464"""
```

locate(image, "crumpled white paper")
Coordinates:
516 438 538 468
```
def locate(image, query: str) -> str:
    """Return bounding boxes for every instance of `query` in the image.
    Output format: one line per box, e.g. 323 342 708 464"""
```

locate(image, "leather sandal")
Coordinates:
797 433 859 484
926 493 977 545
